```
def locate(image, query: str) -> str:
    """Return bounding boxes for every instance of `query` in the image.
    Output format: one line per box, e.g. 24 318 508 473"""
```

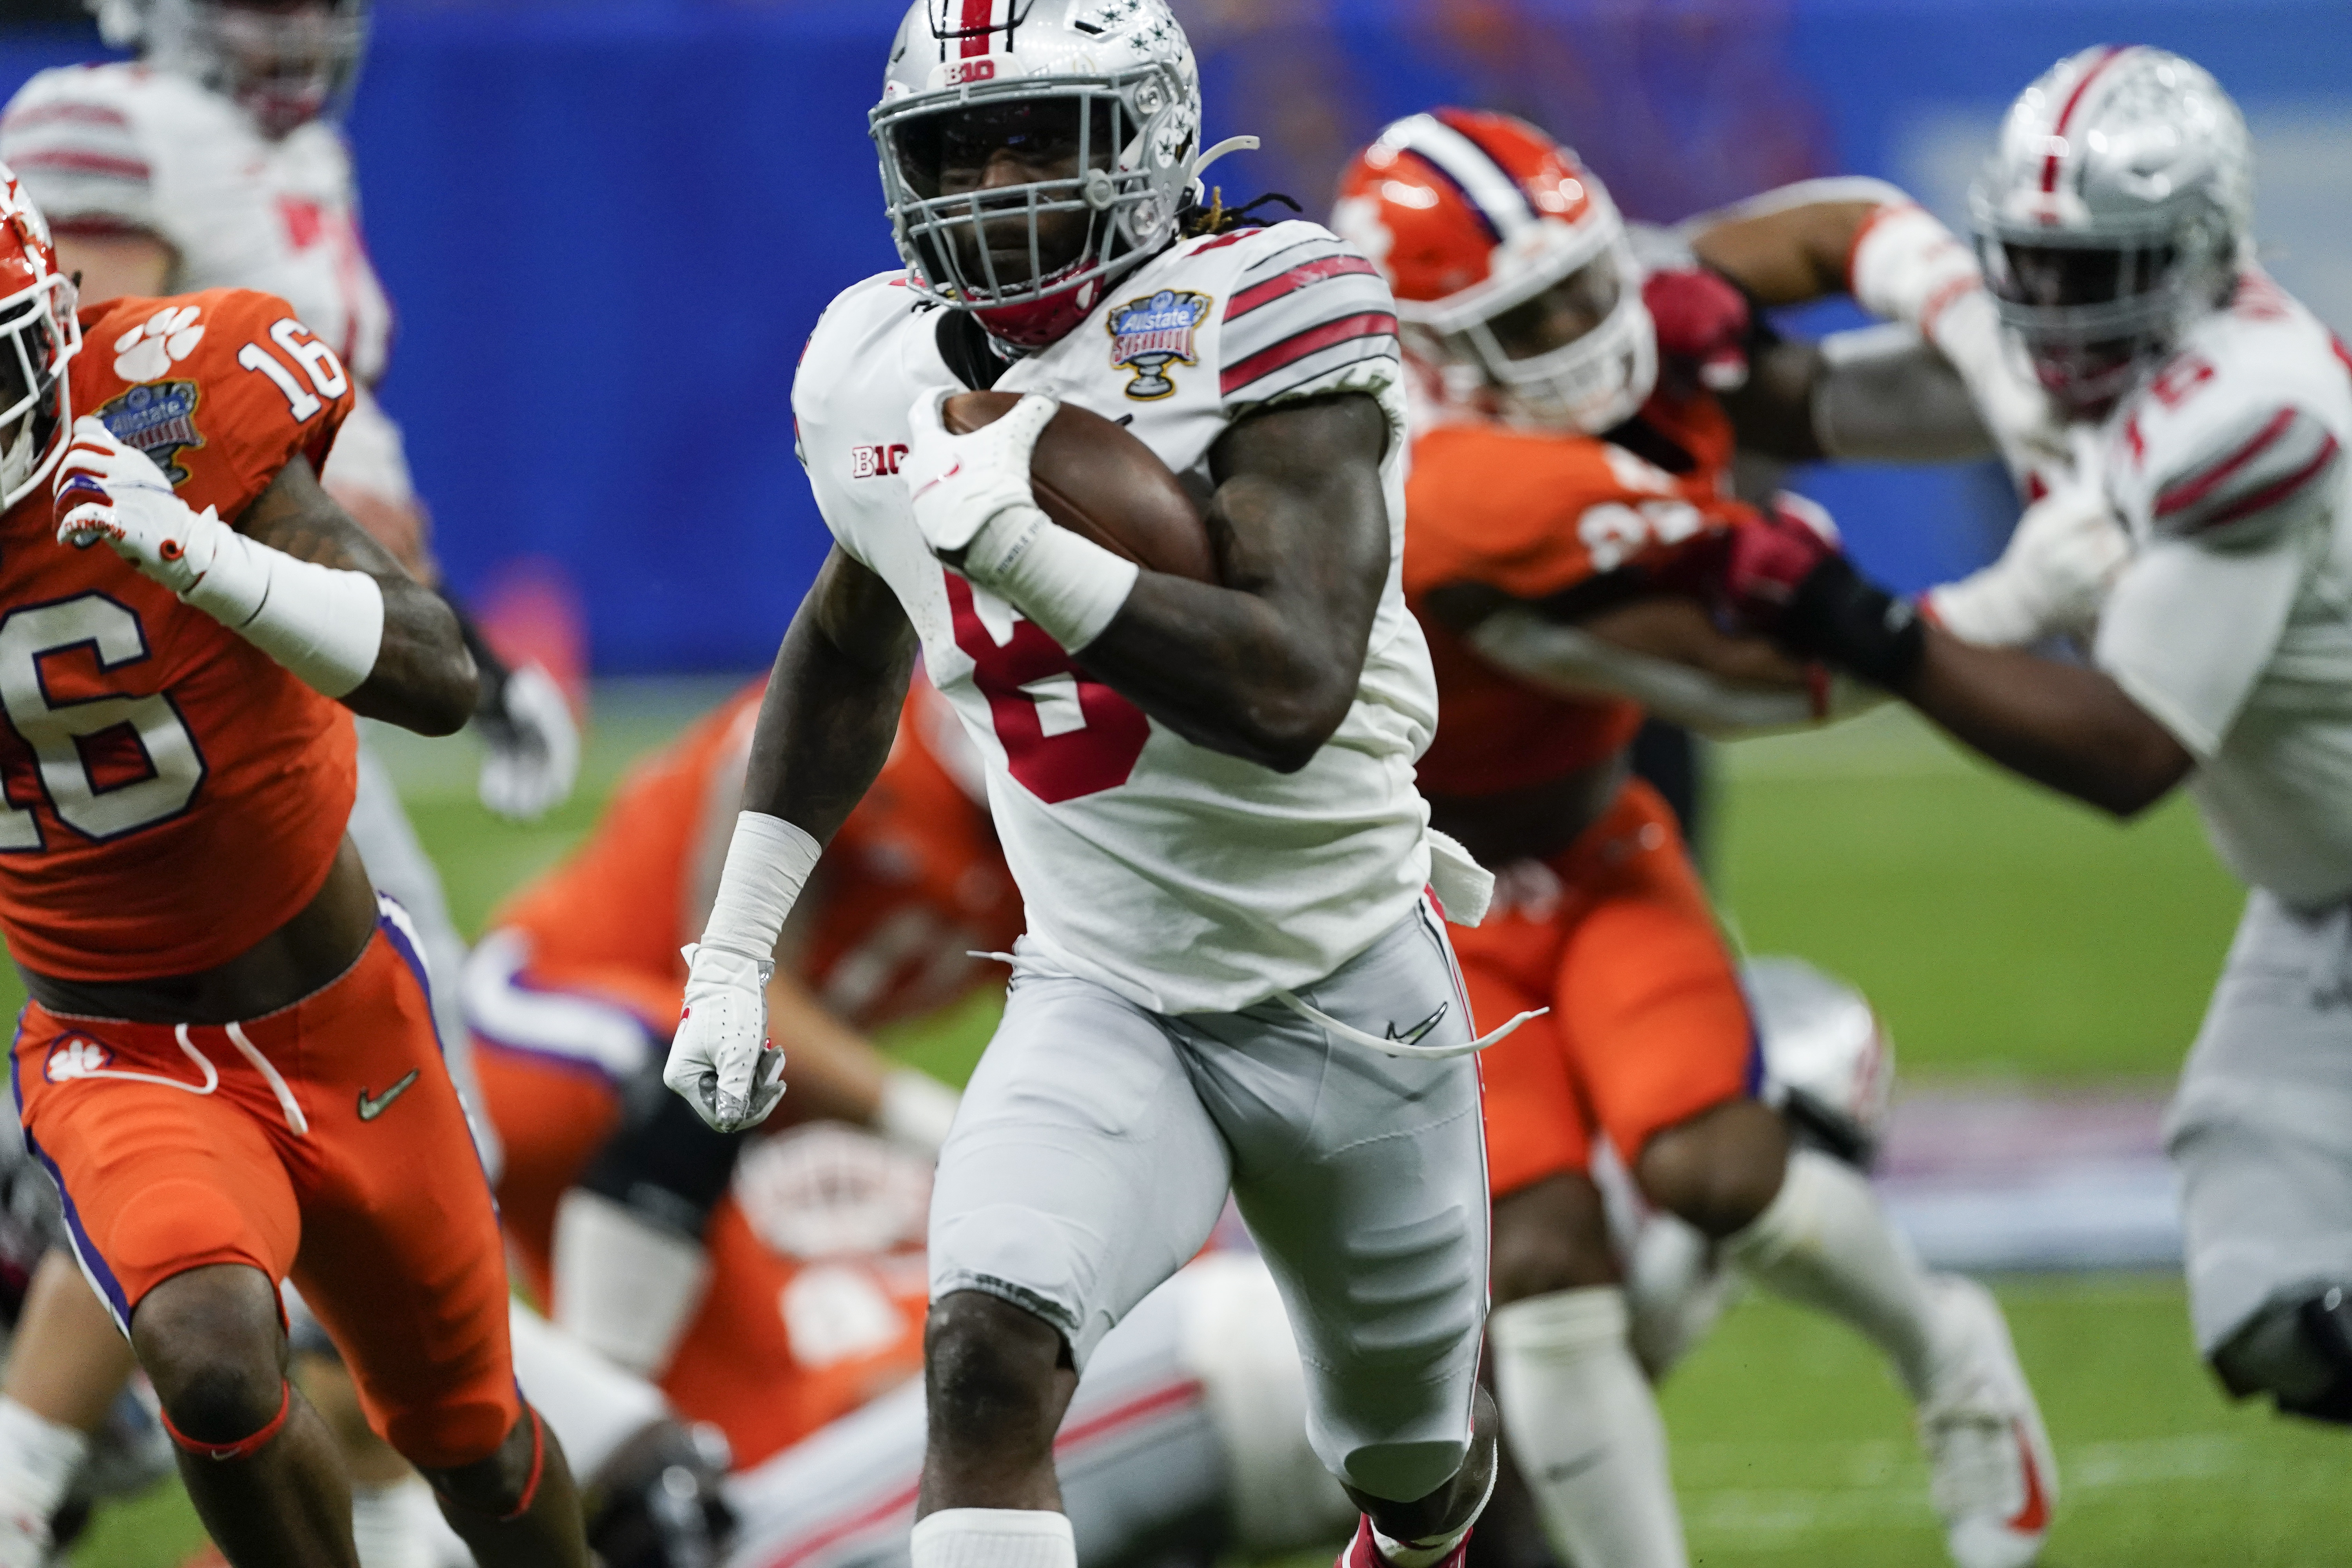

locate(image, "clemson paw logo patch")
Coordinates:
44 1034 114 1082
112 305 205 384
1107 289 1210 400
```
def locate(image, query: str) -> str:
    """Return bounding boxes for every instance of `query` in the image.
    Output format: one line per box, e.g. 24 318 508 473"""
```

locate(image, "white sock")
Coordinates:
1490 1288 1688 1568
0 1396 88 1529
350 1477 436 1568
908 1508 1076 1568
505 1301 671 1479
552 1189 713 1379
1724 1147 1940 1398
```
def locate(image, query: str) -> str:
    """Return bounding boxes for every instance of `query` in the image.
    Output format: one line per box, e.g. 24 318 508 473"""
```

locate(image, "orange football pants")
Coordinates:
11 924 521 1469
1455 778 1760 1198
468 953 679 1305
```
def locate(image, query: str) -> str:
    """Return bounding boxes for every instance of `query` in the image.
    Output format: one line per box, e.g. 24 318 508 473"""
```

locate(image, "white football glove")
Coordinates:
53 415 228 598
478 662 581 822
1923 434 2130 645
1926 289 2074 494
662 942 787 1132
901 389 1057 558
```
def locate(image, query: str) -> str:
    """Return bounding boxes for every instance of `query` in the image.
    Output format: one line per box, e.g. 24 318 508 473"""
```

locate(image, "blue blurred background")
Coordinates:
4 0 2349 674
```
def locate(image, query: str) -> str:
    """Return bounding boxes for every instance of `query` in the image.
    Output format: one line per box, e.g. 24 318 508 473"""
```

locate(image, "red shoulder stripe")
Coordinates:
1220 310 1396 396
1 101 130 131
10 149 148 180
2154 408 2295 517
2183 434 2341 533
1226 254 1380 321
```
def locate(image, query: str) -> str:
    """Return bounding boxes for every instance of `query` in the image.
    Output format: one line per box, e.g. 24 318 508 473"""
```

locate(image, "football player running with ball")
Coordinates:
1337 111 2062 1568
666 7 1509 1568
1727 47 2352 1432
0 169 587 1565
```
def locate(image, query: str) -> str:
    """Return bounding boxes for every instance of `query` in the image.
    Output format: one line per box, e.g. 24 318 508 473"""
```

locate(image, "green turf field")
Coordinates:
33 688 2318 1567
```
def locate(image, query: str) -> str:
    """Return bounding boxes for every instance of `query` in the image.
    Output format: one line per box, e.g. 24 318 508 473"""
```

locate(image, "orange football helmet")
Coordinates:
0 162 79 510
1333 109 1654 433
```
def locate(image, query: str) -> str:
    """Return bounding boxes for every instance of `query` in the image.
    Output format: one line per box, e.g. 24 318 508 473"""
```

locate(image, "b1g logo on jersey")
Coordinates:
43 1034 114 1083
851 443 911 479
1107 289 1211 400
95 381 205 486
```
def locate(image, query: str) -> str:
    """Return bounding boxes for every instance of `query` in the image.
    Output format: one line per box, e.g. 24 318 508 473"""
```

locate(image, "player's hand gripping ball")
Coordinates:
663 942 787 1132
903 389 1058 559
52 415 225 596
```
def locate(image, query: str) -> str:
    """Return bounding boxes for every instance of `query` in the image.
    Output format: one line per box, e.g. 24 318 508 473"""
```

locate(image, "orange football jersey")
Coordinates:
659 1193 929 1469
0 288 358 980
1404 388 1752 795
489 678 1022 1033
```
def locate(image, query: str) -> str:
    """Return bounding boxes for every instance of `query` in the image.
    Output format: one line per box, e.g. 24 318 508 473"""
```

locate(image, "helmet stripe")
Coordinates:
1384 113 1536 244
2039 45 2132 196
958 0 994 58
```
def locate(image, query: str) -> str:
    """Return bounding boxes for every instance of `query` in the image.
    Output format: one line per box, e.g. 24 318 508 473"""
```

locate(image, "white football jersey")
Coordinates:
793 221 1439 1014
2 64 407 501
0 62 392 389
2091 270 2352 906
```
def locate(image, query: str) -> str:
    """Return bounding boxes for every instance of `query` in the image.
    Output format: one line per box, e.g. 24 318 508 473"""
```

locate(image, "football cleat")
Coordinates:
1918 1276 2056 1568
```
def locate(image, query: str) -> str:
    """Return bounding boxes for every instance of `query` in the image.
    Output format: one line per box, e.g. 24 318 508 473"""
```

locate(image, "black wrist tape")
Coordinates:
1786 554 1926 688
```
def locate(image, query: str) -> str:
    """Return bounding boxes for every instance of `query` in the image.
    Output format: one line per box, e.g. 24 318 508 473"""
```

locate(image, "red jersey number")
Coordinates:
943 573 1146 804
0 594 204 846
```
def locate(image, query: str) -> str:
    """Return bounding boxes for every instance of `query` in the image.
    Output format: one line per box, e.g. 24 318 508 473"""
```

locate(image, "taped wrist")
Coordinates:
1921 567 2040 647
1786 555 1926 688
958 503 1140 653
1849 203 1980 334
699 811 820 962
181 527 385 699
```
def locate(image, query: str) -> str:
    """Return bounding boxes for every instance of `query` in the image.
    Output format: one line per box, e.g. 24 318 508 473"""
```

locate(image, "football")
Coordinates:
942 391 1218 583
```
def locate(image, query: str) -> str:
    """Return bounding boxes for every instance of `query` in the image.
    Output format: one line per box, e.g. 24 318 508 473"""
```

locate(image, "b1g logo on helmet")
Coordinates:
95 381 205 486
44 1034 114 1083
1107 289 1211 400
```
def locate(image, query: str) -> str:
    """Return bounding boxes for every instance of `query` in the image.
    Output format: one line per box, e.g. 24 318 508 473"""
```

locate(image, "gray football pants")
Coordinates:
930 900 1490 1503
2167 888 2352 1353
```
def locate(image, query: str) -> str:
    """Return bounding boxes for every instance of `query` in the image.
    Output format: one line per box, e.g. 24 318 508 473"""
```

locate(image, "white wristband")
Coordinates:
701 810 822 961
959 503 1140 653
1849 203 1982 336
876 1067 960 1155
181 526 385 699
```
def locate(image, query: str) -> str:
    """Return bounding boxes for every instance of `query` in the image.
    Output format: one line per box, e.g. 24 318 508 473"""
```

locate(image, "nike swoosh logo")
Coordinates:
357 1069 421 1122
1541 1450 1608 1484
1386 1002 1449 1048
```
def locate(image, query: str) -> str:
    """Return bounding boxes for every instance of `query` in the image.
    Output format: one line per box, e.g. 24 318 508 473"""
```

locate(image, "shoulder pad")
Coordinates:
80 288 355 521
0 65 159 232
2147 399 2341 548
1215 221 1400 412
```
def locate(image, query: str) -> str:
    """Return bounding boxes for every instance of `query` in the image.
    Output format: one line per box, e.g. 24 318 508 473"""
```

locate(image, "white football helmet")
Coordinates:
0 164 81 511
88 0 370 139
870 0 1218 350
1970 45 2252 415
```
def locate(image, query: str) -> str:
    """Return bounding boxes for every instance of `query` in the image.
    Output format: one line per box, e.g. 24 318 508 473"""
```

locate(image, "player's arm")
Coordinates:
663 546 920 1132
903 390 1390 774
1455 594 1875 737
228 451 477 732
1647 181 2027 471
1715 465 2317 816
1078 394 1391 771
52 420 477 735
51 230 174 304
